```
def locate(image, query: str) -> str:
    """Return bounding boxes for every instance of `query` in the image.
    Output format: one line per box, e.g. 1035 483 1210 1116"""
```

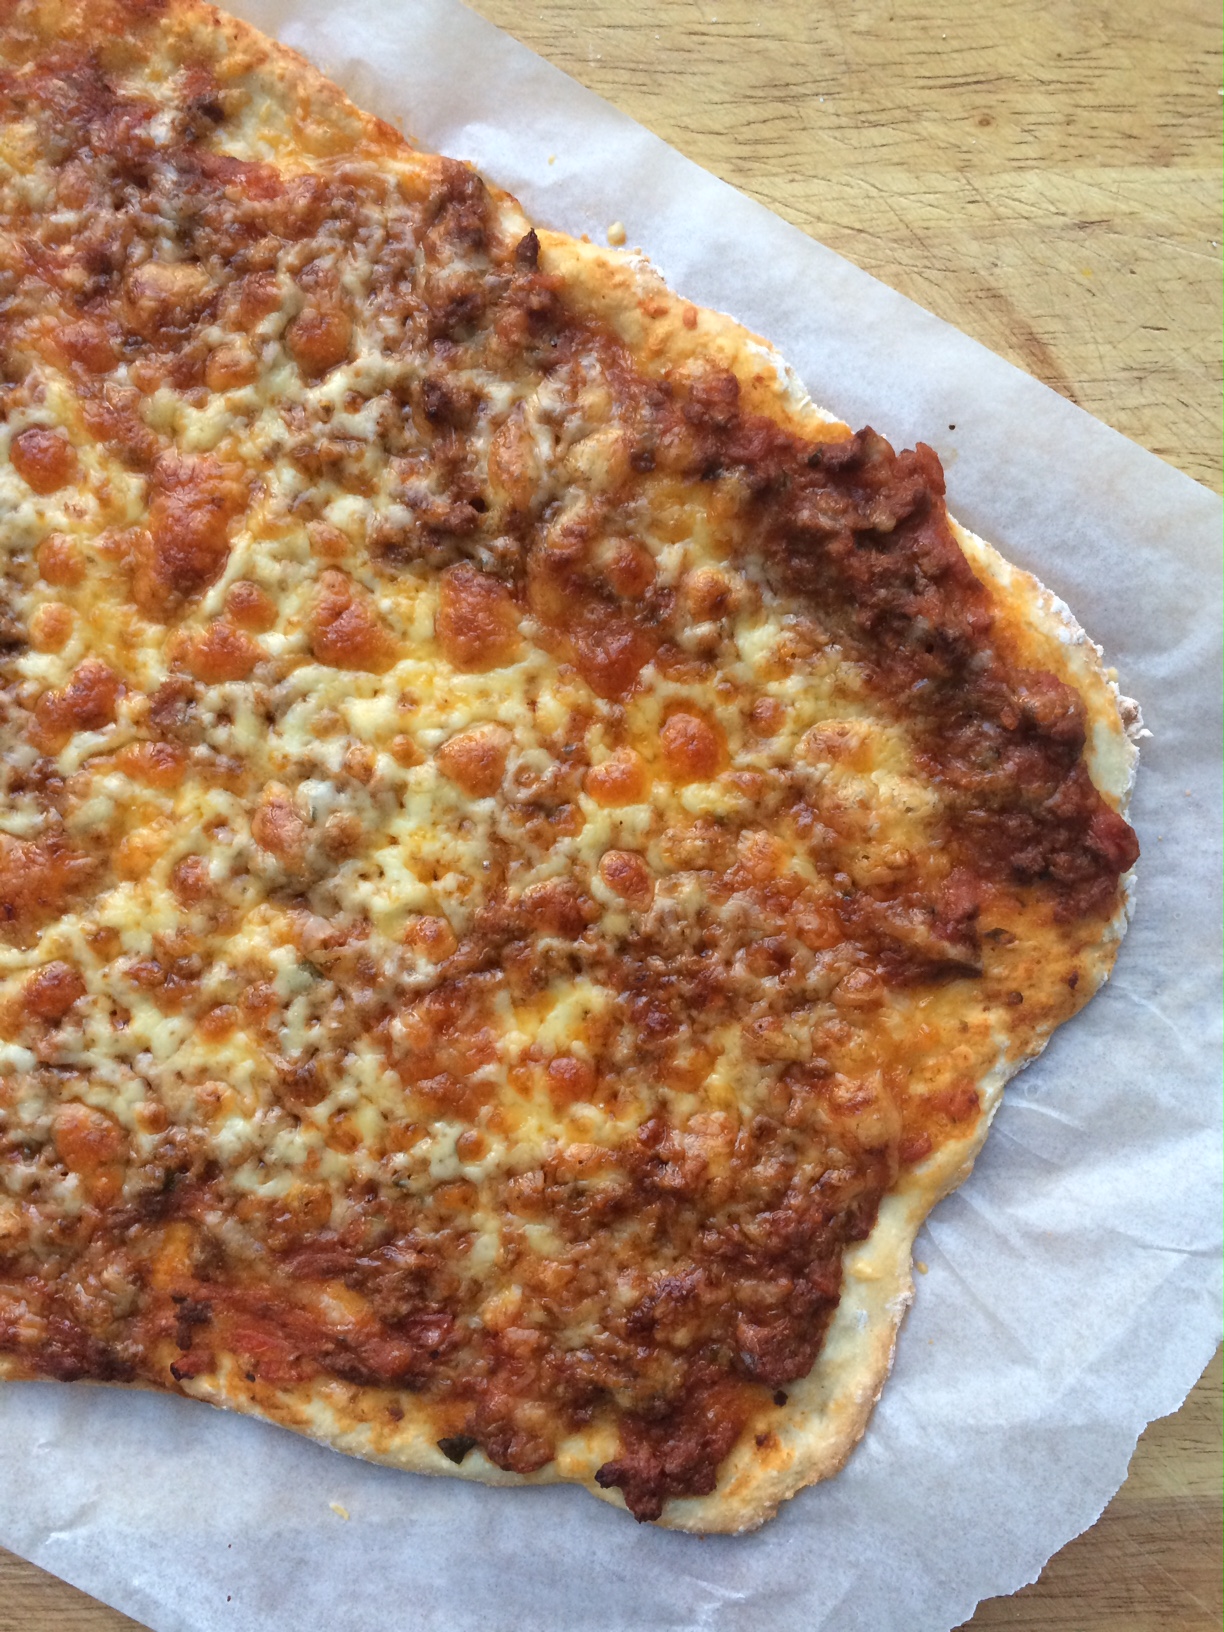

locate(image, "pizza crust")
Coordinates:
0 0 1140 1533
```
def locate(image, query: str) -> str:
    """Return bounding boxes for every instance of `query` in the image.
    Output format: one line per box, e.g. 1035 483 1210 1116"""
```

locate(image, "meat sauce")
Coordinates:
0 25 1136 1523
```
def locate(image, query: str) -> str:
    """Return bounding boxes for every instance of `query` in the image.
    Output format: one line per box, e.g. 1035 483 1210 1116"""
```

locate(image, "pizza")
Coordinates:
0 0 1140 1532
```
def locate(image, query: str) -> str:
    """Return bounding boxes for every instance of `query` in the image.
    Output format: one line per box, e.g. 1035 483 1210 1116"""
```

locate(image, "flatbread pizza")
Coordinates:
0 0 1139 1531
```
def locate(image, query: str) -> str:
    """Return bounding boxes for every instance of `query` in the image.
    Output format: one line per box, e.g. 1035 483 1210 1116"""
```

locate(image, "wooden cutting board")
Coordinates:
1 1 1219 1627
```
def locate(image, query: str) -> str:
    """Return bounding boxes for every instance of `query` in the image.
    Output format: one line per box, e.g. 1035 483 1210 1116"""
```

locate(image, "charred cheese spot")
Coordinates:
11 427 79 495
519 878 594 938
182 620 261 682
341 742 376 783
224 270 283 328
659 709 725 783
252 788 309 865
307 520 351 562
323 809 363 858
0 836 95 944
170 855 212 907
735 830 787 884
124 261 212 337
60 319 119 374
404 915 459 961
598 849 653 908
225 580 277 632
51 1103 127 1206
117 740 188 789
584 747 648 806
683 567 736 621
134 455 249 617
309 570 398 673
205 339 259 392
31 658 120 749
601 538 656 599
436 564 521 671
29 601 73 652
24 961 86 1022
749 696 784 736
546 1053 597 1109
53 1102 126 1173
36 534 85 587
435 723 510 798
286 303 353 377
487 406 540 512
572 618 653 701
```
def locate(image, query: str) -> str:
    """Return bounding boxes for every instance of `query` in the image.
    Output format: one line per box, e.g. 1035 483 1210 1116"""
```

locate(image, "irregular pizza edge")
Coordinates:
515 237 1141 1528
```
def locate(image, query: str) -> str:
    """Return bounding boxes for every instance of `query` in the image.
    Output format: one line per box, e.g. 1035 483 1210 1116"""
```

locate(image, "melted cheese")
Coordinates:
0 0 1135 1526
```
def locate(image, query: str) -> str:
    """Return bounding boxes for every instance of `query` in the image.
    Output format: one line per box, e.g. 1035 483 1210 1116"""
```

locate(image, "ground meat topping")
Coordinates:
0 9 1136 1526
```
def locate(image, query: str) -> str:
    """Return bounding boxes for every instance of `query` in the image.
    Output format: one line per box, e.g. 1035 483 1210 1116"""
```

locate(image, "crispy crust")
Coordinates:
0 0 1138 1532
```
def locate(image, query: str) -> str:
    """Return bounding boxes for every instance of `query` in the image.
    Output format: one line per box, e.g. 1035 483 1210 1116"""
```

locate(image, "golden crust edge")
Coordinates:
0 0 1140 1533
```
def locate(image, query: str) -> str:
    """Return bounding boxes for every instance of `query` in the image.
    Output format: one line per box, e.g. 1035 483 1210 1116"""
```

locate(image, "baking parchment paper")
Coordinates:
0 3 1219 1628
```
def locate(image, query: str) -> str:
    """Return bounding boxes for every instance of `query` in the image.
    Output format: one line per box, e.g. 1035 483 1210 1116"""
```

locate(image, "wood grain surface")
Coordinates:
481 0 1222 491
1 1 1220 1628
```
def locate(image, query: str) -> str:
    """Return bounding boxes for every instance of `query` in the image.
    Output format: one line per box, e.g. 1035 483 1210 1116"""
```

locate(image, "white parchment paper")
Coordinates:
1 3 1220 1628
